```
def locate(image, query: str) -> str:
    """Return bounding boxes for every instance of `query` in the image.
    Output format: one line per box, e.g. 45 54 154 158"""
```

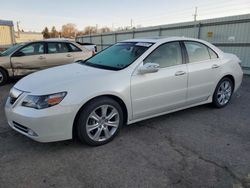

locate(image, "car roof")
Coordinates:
123 36 224 56
123 36 206 43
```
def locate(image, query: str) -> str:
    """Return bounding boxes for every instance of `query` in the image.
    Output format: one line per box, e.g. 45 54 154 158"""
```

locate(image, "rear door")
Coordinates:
45 42 74 67
183 41 221 105
11 42 46 76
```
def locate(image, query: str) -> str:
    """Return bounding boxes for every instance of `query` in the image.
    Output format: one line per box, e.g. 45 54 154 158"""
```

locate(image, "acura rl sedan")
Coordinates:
5 37 243 146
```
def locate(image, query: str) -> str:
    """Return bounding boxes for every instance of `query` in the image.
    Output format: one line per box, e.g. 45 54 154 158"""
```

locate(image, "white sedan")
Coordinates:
5 37 243 146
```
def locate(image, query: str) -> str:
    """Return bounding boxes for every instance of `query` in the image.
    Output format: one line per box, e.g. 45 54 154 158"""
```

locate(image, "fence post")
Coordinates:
159 27 162 37
115 32 117 43
90 34 92 43
197 23 201 39
100 34 103 50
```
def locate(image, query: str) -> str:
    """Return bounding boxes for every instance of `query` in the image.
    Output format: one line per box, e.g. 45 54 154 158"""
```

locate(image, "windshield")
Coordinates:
82 42 153 70
0 44 24 56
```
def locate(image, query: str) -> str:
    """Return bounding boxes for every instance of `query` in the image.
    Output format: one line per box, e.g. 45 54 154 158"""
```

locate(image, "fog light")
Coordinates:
28 129 38 136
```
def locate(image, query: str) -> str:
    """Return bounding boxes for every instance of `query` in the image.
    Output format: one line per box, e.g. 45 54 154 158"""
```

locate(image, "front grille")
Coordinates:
13 121 28 133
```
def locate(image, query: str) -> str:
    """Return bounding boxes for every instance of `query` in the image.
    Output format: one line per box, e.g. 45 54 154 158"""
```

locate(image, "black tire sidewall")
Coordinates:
0 68 8 86
76 97 124 146
213 77 233 108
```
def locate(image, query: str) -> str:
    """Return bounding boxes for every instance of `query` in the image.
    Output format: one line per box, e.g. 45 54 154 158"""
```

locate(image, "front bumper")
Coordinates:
5 96 76 142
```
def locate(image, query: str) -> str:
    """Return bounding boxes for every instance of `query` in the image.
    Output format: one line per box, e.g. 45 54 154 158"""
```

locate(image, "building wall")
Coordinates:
15 32 43 43
0 25 13 46
76 14 250 74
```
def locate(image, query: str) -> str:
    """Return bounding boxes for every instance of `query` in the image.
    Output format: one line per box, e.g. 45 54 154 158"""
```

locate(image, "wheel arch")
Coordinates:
220 74 235 91
72 94 129 139
0 66 9 77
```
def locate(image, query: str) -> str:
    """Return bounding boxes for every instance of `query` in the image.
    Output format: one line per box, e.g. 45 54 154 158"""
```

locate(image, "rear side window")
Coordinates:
48 42 70 54
68 43 82 52
208 48 218 59
184 41 210 63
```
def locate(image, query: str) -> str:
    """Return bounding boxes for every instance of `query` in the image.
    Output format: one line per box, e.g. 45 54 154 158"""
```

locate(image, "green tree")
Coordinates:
50 26 58 38
42 27 50 38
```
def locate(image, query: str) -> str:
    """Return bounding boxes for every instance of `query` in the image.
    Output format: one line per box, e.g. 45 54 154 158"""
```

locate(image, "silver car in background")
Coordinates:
0 40 92 85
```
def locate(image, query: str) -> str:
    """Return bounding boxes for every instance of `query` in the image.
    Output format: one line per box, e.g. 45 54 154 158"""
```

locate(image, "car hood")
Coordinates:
14 63 114 94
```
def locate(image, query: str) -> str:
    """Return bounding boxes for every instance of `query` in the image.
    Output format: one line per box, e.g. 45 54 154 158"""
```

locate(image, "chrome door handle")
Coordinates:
212 64 220 69
38 56 45 60
175 71 186 76
66 54 72 57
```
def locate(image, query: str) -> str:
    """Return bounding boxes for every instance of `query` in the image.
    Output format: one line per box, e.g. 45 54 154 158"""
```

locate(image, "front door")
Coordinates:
11 42 46 76
131 41 188 120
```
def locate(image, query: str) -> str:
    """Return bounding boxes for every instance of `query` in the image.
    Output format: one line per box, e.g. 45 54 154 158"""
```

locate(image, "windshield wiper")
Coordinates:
80 61 121 71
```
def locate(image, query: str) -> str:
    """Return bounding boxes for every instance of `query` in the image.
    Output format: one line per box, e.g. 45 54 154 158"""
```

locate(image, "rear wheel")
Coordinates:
76 97 123 146
212 77 233 108
0 68 8 86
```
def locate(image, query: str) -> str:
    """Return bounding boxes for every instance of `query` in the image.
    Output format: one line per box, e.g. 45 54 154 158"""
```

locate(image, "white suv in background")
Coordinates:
0 40 92 85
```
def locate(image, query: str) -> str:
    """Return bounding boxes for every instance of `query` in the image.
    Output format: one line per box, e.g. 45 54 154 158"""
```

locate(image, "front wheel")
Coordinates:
0 68 8 86
76 97 123 146
212 77 233 108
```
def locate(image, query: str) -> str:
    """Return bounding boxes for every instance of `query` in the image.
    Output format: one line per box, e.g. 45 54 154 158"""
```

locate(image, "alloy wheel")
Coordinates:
216 80 232 105
0 72 3 83
86 105 120 142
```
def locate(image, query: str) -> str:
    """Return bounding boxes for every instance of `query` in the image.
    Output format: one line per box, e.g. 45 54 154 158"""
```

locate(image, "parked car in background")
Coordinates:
76 42 97 55
0 40 92 85
5 37 243 146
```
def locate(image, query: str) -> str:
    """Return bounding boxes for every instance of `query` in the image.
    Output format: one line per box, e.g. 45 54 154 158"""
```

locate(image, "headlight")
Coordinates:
22 92 67 109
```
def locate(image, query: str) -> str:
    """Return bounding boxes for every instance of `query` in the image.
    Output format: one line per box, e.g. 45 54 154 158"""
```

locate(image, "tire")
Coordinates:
0 68 8 86
76 97 124 146
212 77 233 108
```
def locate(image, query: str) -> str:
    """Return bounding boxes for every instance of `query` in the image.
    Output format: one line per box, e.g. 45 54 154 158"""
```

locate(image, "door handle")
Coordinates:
38 56 45 60
175 71 186 76
66 54 72 57
212 64 220 69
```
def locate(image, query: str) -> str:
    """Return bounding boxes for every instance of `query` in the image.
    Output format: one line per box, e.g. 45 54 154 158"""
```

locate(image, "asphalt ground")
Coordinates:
0 76 250 188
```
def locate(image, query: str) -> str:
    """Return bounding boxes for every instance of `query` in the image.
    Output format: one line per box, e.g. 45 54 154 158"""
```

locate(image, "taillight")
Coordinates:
92 51 96 56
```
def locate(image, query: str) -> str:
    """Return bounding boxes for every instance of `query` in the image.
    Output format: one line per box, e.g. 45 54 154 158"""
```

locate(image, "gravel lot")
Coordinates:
0 76 250 188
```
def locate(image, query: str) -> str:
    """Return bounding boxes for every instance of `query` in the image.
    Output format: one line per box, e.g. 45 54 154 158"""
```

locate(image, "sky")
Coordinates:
0 0 250 32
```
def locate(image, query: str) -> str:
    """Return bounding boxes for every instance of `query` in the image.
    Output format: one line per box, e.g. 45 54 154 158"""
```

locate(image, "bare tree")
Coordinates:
99 27 111 33
83 26 97 35
61 23 78 38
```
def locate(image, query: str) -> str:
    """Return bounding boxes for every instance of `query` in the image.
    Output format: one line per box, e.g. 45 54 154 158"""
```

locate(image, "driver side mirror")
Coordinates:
138 63 160 74
13 51 25 57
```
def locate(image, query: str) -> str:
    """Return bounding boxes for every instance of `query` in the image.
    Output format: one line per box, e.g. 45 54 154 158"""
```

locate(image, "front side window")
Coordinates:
1 44 24 56
18 43 44 56
83 42 152 70
144 42 182 68
48 42 70 54
184 41 211 63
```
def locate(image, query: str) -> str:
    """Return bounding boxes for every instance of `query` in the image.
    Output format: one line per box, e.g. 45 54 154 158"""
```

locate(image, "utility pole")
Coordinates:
96 24 98 34
130 19 133 29
193 7 198 22
16 21 21 37
193 7 199 38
